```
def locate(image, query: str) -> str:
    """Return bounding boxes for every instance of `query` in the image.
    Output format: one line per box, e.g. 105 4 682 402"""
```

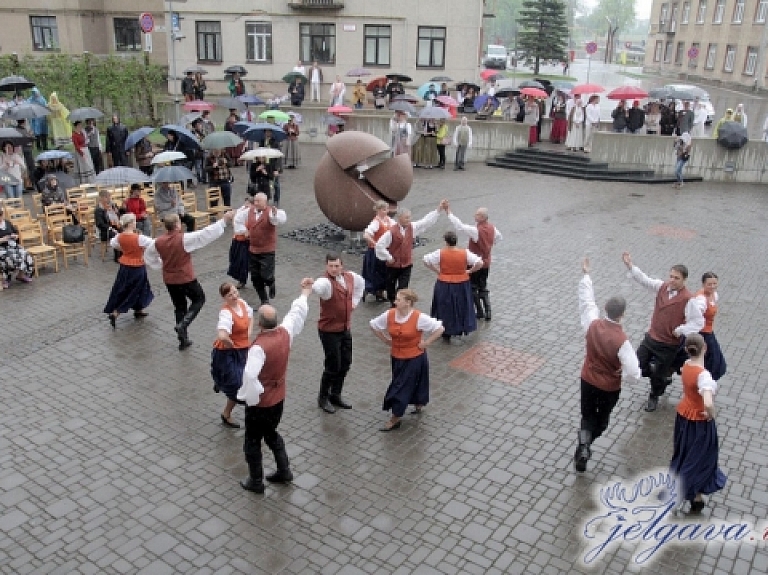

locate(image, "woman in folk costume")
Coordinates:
693 272 727 381
47 92 72 148
389 111 412 158
362 200 396 302
283 117 301 169
411 118 427 167
423 231 483 341
104 213 154 329
565 95 585 151
550 92 568 144
71 121 95 184
227 196 253 289
211 282 254 429
523 96 540 147
370 289 444 431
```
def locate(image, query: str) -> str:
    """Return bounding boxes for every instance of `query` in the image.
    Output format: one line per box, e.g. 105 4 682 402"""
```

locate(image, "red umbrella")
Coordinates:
480 69 502 82
366 76 387 91
436 95 459 107
521 87 548 99
571 83 605 96
327 105 354 115
183 100 215 112
606 86 649 100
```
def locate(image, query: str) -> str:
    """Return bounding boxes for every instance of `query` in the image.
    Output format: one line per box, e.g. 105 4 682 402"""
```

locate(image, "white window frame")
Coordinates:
733 0 745 22
724 45 736 72
654 40 664 62
697 0 707 22
671 4 679 30
713 0 725 22
246 22 272 62
705 44 717 69
664 41 674 63
744 47 757 75
682 1 691 22
757 0 768 22
660 3 669 24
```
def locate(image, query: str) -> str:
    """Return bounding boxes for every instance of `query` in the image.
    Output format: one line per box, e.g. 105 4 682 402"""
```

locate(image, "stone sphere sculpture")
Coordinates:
314 131 413 232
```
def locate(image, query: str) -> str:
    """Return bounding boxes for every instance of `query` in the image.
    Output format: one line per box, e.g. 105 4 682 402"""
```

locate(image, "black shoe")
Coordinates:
221 414 240 428
178 339 193 351
235 282 246 289
266 469 294 483
268 283 276 299
133 311 149 318
380 421 402 432
174 323 188 341
109 313 117 330
453 167 460 171
240 476 265 493
689 500 705 514
329 395 352 409
645 395 659 412
318 398 336 414
441 334 451 343
574 444 590 472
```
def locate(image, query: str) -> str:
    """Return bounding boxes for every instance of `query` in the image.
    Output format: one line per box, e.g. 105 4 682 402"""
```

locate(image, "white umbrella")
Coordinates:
240 148 284 161
94 167 152 186
151 151 187 165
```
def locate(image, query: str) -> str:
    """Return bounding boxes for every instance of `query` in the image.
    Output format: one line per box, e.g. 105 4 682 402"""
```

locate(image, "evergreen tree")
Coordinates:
517 0 570 73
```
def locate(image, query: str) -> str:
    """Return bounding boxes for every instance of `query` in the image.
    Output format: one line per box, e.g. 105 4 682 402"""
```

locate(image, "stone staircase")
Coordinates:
486 148 703 184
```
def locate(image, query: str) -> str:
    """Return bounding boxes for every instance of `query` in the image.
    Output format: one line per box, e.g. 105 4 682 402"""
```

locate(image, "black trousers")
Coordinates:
436 144 446 167
318 329 353 397
35 134 49 152
165 279 206 326
243 401 285 472
636 333 685 397
386 265 412 304
111 150 128 167
89 146 103 174
470 267 490 294
249 252 276 303
580 378 621 442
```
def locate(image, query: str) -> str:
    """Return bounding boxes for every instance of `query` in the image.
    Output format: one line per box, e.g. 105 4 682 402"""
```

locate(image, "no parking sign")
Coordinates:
687 46 700 59
586 42 598 55
139 12 154 34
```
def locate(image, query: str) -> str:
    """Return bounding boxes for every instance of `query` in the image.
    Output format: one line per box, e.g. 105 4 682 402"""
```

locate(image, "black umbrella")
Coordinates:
184 65 208 75
224 65 247 76
716 121 748 149
282 72 308 84
495 88 521 98
0 127 34 146
2 102 50 120
0 75 36 93
519 80 545 90
68 107 104 122
217 97 246 111
386 73 412 82
455 82 481 93
430 75 453 82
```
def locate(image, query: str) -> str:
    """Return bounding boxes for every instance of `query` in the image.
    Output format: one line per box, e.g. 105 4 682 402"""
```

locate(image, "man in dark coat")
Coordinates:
106 115 129 167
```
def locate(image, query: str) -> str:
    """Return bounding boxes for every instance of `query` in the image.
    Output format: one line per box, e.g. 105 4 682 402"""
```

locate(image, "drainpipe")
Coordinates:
756 21 768 90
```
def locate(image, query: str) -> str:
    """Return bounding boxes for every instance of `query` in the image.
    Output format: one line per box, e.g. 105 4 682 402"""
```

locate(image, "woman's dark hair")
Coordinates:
219 282 235 297
1 140 13 151
443 231 458 247
73 120 82 128
701 271 718 284
671 264 688 279
684 333 705 357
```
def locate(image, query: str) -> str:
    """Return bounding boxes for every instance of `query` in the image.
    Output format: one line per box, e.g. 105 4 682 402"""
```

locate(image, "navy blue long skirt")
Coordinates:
669 413 727 503
383 354 430 417
362 247 387 294
430 280 476 337
702 332 727 381
227 238 250 284
210 347 249 402
103 265 154 315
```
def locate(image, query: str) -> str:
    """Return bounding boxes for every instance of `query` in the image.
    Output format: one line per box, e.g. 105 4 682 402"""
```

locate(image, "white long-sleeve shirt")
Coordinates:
375 210 440 263
423 248 482 268
233 205 251 235
452 125 473 147
363 216 397 238
312 272 365 306
447 213 503 244
238 294 309 406
369 308 442 335
110 232 154 251
626 265 705 336
217 299 253 334
247 207 287 228
585 104 601 125
579 274 641 382
144 218 228 270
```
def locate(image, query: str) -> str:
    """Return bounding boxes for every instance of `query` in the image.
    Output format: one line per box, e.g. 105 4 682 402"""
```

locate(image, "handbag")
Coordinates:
62 224 86 244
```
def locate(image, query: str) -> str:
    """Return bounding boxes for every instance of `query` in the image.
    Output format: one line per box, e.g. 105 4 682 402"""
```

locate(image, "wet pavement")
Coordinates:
2 144 768 574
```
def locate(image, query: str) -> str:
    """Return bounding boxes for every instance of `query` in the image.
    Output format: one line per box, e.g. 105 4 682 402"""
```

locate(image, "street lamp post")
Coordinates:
167 0 182 123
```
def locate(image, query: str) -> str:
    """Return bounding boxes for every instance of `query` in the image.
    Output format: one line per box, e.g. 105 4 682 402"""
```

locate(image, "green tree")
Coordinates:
517 0 570 73
582 0 636 38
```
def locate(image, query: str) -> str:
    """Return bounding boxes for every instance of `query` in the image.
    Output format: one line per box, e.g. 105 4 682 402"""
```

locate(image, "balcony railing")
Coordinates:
288 0 345 8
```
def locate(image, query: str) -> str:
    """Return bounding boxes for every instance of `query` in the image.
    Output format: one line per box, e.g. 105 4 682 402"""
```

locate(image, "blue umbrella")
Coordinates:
35 150 73 161
417 82 439 100
124 126 155 152
238 94 265 106
242 123 287 143
160 124 202 149
233 121 259 135
474 94 499 111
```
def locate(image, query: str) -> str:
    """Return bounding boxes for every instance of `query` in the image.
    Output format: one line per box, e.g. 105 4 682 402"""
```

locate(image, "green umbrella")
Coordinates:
201 130 243 150
282 72 308 84
258 110 291 123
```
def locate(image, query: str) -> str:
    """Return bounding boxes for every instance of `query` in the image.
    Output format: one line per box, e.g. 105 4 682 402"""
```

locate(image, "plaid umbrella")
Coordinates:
94 167 152 186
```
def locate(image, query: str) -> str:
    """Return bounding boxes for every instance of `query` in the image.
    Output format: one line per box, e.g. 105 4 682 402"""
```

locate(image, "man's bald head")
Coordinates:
258 304 278 329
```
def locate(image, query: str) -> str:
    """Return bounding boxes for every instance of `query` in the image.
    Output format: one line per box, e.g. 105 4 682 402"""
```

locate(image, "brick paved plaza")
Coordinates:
2 145 768 574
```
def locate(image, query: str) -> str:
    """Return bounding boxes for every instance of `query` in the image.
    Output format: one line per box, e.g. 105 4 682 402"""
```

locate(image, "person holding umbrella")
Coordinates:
27 88 48 151
283 117 300 169
674 131 692 189
229 72 246 97
182 71 195 102
193 72 207 101
373 83 387 109
289 77 305 107
106 115 130 167
389 110 412 158
330 75 345 106
712 108 734 139
205 148 233 206
155 180 196 232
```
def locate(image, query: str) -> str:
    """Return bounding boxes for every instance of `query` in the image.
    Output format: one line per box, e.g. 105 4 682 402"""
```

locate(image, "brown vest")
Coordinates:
247 207 277 254
648 282 691 345
387 224 413 268
468 221 494 269
581 319 628 392
154 230 195 285
253 327 291 407
318 272 354 332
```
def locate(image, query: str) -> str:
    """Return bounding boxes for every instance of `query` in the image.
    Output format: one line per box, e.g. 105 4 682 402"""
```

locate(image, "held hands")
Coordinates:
621 251 632 270
439 199 450 213
300 277 314 289
417 340 428 350
581 257 590 274
222 210 235 223
218 335 234 349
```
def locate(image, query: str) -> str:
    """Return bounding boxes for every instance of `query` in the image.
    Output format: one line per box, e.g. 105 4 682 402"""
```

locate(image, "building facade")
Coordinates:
0 1 168 65
165 0 485 92
644 0 768 88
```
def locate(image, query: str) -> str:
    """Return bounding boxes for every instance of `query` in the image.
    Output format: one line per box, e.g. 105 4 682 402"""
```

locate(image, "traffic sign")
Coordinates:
586 42 598 55
687 46 700 59
625 41 632 49
139 12 154 34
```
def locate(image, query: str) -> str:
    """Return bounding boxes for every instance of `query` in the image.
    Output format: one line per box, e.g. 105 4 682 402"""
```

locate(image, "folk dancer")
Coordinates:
227 196 253 289
246 193 287 305
362 200 396 302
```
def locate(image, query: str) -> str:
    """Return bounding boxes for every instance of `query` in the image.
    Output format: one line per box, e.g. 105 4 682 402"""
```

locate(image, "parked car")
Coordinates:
664 83 715 124
483 45 508 69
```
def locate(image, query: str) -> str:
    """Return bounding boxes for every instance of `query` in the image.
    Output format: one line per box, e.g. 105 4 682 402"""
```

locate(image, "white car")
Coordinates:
664 84 715 125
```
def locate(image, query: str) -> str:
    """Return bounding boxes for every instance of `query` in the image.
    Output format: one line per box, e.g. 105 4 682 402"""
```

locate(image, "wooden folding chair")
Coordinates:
182 192 211 229
51 223 89 269
8 209 35 226
205 187 229 220
66 188 87 203
17 221 59 277
2 198 24 213
31 194 43 218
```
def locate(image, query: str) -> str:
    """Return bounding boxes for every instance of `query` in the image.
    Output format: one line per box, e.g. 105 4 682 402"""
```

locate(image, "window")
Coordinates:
196 21 222 62
30 16 58 51
744 46 757 75
364 25 391 66
713 0 725 22
675 41 685 64
660 3 669 24
300 23 336 64
246 22 272 62
757 0 768 21
682 2 691 22
671 4 679 30
654 40 664 62
114 18 141 51
689 42 700 67
733 0 745 21
724 44 736 71
705 43 717 68
664 41 673 63
696 0 707 21
417 27 446 68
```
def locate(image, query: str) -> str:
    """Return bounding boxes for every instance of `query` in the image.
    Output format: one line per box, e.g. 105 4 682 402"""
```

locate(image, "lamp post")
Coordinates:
167 0 183 123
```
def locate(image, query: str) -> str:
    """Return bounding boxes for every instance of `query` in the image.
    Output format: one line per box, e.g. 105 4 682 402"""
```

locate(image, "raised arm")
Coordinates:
622 251 663 294
411 202 444 236
281 279 314 344
579 258 600 333
182 211 234 253
268 206 286 226
447 212 478 241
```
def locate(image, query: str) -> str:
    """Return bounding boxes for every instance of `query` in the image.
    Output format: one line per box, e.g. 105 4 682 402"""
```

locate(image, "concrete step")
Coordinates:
511 147 595 163
491 156 655 178
502 151 611 170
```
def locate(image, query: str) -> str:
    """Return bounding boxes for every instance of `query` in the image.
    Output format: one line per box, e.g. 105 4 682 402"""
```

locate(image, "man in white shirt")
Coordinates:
310 61 323 102
583 96 601 153
292 60 306 76
330 75 346 106
452 117 473 170
691 98 708 138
